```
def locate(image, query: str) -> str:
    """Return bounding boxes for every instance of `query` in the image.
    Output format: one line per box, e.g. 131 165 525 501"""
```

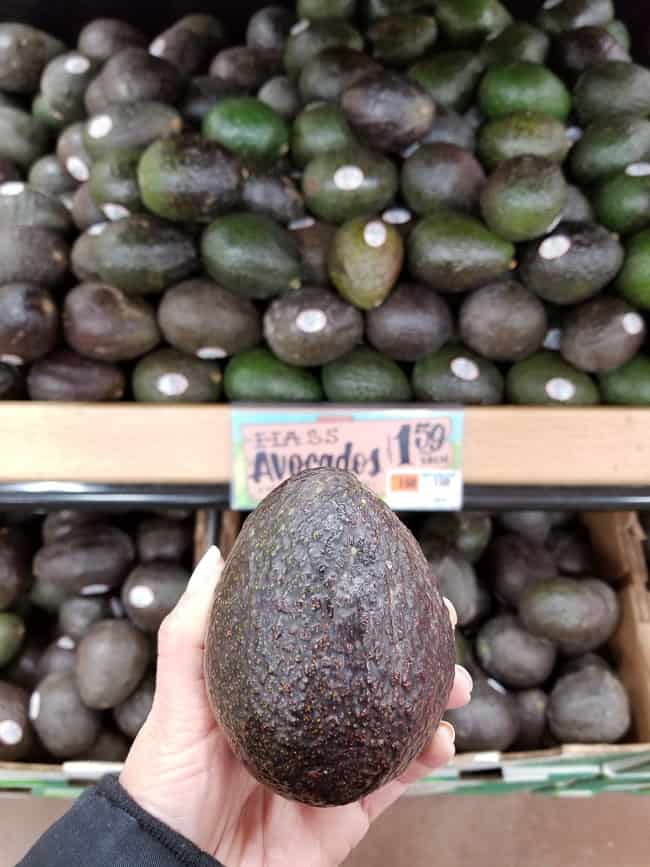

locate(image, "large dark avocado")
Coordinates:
419 512 492 565
322 346 413 402
368 14 438 66
242 171 305 225
413 344 504 405
77 19 147 64
445 676 519 753
133 348 223 404
283 19 364 79
27 350 126 402
476 613 556 689
63 282 160 363
298 47 381 104
58 596 110 642
96 46 184 107
555 26 629 80
0 183 72 233
122 563 189 633
0 228 69 288
519 577 619 655
512 688 548 751
459 279 547 363
401 143 485 215
137 517 192 564
205 468 455 806
519 222 624 306
573 61 650 124
0 283 59 364
420 107 476 151
76 619 150 710
547 527 594 576
258 76 301 120
341 70 435 153
149 15 226 78
0 23 66 94
158 279 261 360
210 46 271 92
246 6 295 65
488 533 558 606
94 215 198 295
366 283 453 363
224 347 323 402
423 541 483 628
40 51 95 125
570 116 650 184
548 667 630 743
43 509 105 545
560 297 645 373
264 286 363 367
37 637 77 680
0 530 30 611
408 211 515 293
0 106 50 169
0 681 32 761
29 156 77 197
30 670 102 759
289 218 336 286
83 102 183 161
33 525 135 596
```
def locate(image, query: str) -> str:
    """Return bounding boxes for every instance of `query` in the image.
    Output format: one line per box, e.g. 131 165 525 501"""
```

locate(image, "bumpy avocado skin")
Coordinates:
205 468 455 807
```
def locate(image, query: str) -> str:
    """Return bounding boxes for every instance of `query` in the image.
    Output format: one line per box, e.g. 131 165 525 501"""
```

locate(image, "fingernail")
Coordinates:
455 664 474 694
439 720 456 746
443 597 458 629
187 546 223 594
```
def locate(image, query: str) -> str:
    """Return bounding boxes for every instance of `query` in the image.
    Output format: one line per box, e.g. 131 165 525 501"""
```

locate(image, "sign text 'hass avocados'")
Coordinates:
230 406 464 511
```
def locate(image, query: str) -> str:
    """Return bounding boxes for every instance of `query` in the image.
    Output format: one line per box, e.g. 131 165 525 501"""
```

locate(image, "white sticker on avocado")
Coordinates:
81 584 110 596
57 636 76 651
197 346 227 360
29 693 40 722
150 37 166 56
364 221 387 248
543 328 562 351
0 719 23 746
0 34 13 48
543 0 563 8
0 181 24 196
382 207 411 225
289 217 315 231
61 193 74 212
401 143 420 159
539 234 571 260
65 55 91 75
565 126 583 144
334 165 364 191
110 597 125 618
157 372 189 397
66 156 90 182
88 115 113 139
546 377 576 402
291 19 310 35
546 214 562 234
626 162 650 177
102 203 130 221
622 313 645 335
487 678 507 695
129 585 155 609
296 309 328 334
451 357 480 382
88 222 108 236
0 354 23 366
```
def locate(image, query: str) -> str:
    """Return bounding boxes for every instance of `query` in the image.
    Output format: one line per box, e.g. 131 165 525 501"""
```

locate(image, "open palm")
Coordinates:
121 547 472 867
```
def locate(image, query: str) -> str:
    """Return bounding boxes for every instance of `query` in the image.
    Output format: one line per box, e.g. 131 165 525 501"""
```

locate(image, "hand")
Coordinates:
121 546 473 867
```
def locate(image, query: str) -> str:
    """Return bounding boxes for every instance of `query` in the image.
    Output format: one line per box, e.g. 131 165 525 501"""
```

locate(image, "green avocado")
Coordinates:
573 61 650 124
368 14 438 66
413 344 504 405
476 613 556 689
519 577 619 655
203 97 290 163
593 169 650 235
599 355 650 406
401 143 485 215
478 112 570 171
89 148 142 218
328 217 403 310
0 613 25 667
201 212 302 300
133 348 223 404
284 19 364 79
506 351 600 406
616 228 650 309
408 51 484 113
302 147 398 224
138 134 242 222
478 61 571 122
548 667 629 744
480 22 550 65
322 346 412 402
571 115 650 184
291 104 357 169
205 468 455 805
32 93 67 131
224 347 323 402
536 0 615 35
436 0 512 46
57 122 92 182
408 210 515 293
94 215 198 294
0 107 50 169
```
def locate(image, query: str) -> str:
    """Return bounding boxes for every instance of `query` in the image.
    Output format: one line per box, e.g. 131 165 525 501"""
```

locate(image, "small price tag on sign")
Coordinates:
230 406 464 511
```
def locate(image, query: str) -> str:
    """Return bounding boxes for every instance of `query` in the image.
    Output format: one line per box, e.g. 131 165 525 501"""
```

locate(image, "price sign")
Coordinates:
230 406 464 511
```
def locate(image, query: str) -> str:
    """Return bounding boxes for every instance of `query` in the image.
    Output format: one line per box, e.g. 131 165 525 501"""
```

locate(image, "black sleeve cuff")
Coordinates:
19 774 225 867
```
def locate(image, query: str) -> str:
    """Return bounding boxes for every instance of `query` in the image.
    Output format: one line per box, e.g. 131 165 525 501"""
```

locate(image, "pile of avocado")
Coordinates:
0 508 193 762
416 509 631 751
0 0 650 405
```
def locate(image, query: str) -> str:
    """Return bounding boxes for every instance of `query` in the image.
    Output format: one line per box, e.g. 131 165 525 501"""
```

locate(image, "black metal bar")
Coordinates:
1 482 650 512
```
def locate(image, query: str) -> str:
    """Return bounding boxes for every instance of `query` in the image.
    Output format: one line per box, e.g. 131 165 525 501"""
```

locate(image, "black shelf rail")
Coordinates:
1 482 650 512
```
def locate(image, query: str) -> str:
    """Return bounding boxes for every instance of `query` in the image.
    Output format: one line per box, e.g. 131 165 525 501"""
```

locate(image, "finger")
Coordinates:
447 665 473 710
398 721 456 786
443 597 458 629
152 546 224 728
361 780 407 823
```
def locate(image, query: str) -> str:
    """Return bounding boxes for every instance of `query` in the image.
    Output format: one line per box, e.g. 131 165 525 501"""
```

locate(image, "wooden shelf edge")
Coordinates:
0 403 649 487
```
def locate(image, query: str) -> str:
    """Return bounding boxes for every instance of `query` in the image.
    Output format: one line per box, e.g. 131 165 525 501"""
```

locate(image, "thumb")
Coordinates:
151 545 225 737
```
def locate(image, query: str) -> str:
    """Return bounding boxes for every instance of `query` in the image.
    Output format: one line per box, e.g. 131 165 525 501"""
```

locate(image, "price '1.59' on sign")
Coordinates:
230 407 464 511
